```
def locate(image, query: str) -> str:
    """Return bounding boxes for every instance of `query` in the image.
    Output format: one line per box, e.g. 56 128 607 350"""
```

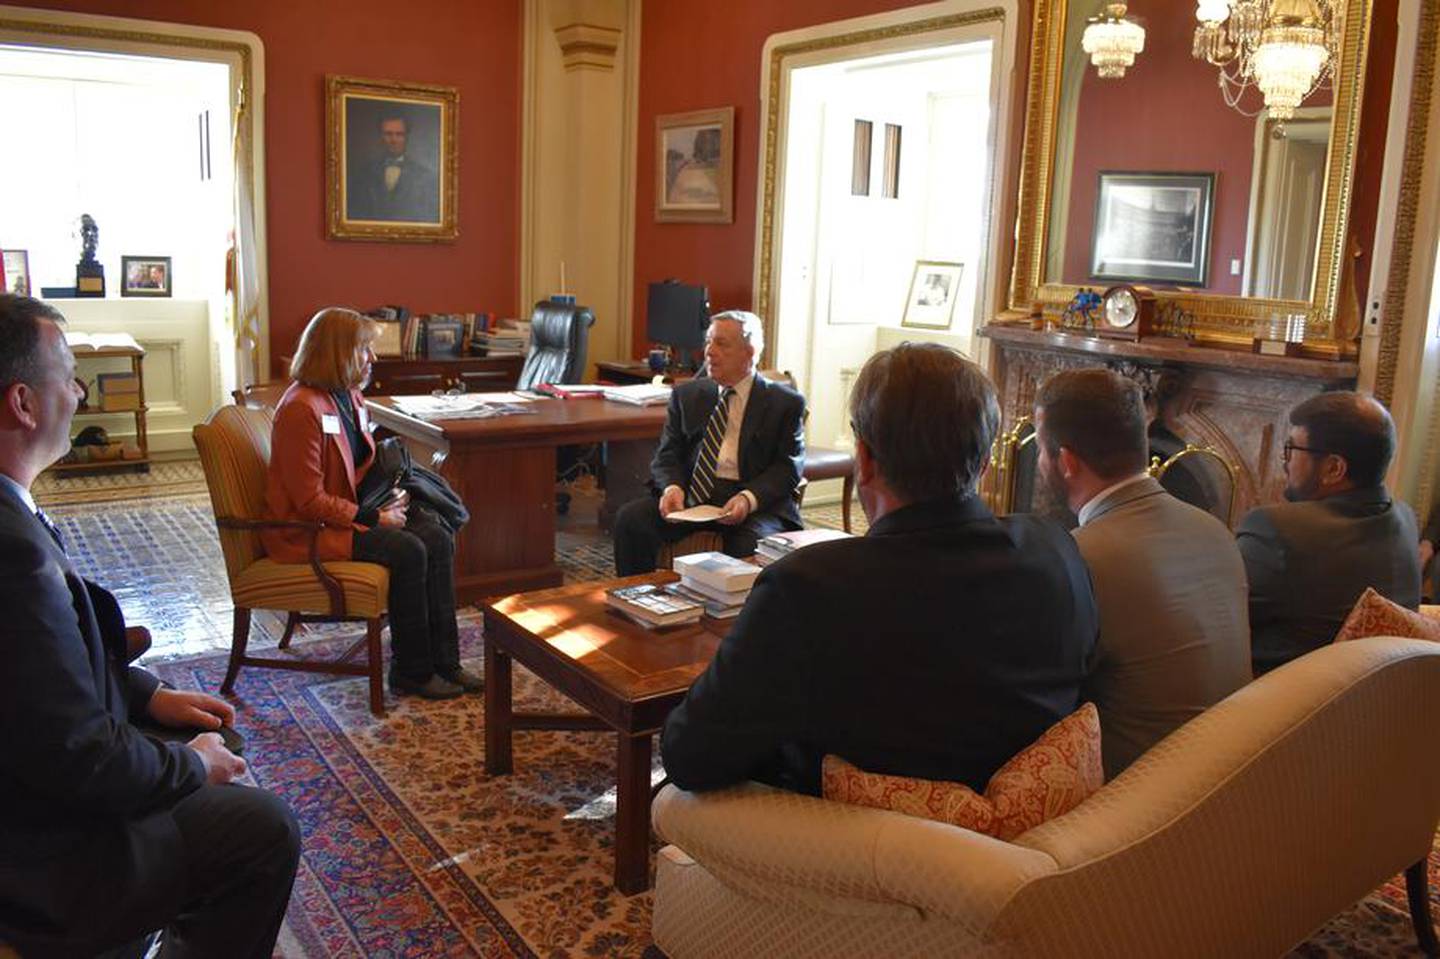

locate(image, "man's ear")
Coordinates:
0 381 36 430
854 438 877 486
1324 453 1350 487
1057 445 1083 480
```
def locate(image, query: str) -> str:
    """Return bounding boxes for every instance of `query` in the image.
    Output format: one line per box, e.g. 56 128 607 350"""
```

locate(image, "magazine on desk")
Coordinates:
388 392 538 421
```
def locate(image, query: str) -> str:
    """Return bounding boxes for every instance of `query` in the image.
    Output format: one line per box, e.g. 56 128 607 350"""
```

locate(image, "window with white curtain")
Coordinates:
0 46 232 299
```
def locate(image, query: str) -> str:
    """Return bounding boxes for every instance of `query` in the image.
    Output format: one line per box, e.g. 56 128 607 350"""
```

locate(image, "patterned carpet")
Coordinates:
43 483 1440 956
34 457 210 506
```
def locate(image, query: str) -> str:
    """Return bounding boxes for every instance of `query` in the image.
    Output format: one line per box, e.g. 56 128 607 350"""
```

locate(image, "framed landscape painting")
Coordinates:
655 106 734 224
1091 172 1215 286
326 75 459 242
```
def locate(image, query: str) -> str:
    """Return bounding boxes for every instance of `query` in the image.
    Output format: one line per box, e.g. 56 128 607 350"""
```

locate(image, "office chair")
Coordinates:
517 300 597 514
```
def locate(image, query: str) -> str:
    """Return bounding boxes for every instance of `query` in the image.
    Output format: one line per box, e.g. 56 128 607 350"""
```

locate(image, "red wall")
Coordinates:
631 0 926 356
1062 17 1262 294
6 0 522 373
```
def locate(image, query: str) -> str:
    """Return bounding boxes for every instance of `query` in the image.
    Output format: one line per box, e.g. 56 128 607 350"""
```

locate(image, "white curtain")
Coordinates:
230 81 262 386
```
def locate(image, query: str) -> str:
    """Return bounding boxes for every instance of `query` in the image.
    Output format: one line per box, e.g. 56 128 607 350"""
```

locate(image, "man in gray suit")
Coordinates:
1036 369 1250 778
1238 391 1420 675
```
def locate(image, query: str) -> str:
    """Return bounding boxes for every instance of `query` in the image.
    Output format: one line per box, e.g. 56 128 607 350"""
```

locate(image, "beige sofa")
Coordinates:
651 637 1440 958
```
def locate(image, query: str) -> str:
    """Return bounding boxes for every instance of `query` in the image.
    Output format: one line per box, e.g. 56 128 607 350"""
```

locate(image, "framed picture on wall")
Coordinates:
326 75 459 242
2 249 30 297
120 256 172 297
655 106 734 223
901 260 963 330
1090 172 1215 286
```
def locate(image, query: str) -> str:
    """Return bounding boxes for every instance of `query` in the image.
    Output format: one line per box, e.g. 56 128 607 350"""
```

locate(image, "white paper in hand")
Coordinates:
664 504 725 524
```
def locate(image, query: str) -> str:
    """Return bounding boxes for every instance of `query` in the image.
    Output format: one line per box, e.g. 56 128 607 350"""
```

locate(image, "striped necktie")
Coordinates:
35 507 65 551
688 386 735 507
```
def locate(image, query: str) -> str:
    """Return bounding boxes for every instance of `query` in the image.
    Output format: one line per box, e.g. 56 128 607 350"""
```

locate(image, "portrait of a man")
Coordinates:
326 76 458 241
345 100 442 224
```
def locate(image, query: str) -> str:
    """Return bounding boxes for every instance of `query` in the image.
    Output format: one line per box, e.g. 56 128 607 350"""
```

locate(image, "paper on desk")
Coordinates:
664 504 726 523
389 392 537 421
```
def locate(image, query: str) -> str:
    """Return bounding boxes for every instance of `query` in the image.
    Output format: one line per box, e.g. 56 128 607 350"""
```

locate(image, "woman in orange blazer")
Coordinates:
264 307 478 700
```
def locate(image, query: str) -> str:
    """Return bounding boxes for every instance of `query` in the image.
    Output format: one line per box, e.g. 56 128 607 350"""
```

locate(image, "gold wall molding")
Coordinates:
755 7 1007 355
1003 0 1374 354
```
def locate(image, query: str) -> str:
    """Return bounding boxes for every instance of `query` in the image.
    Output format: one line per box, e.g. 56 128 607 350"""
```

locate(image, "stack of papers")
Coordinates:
670 551 761 619
756 528 854 565
472 323 530 356
602 384 672 406
389 392 537 421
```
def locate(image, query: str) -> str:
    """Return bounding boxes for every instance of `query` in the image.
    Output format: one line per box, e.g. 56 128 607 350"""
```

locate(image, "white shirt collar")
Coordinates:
1077 472 1151 527
718 371 754 402
0 471 37 514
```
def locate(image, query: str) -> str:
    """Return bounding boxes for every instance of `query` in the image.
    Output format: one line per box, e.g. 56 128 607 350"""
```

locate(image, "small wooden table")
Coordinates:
483 573 726 894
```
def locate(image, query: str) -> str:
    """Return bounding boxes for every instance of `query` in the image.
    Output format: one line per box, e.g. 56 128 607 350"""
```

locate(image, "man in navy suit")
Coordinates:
661 343 1098 796
0 294 300 958
612 310 805 575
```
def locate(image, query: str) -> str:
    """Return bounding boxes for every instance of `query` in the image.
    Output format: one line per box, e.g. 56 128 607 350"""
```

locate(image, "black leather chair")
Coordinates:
517 300 595 390
518 300 596 513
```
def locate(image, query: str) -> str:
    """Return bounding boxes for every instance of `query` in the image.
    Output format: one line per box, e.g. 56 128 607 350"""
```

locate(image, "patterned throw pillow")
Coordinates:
1334 587 1440 643
820 703 1104 841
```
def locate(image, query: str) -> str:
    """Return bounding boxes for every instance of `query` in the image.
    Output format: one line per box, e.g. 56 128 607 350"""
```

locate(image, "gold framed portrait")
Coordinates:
326 75 459 242
655 106 734 224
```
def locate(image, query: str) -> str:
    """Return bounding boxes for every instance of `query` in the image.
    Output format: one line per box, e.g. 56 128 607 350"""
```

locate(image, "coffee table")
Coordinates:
482 573 728 894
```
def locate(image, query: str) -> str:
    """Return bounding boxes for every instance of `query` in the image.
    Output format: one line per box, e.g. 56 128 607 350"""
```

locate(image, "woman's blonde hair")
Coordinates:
289 307 379 390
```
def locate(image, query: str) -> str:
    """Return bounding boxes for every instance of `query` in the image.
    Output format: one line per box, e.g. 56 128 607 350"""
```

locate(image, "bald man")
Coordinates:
1237 391 1421 675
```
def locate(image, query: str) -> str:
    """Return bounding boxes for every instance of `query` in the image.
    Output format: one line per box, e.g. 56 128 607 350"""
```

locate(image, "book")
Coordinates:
675 574 751 605
605 583 704 628
64 331 142 353
669 581 747 619
756 528 853 564
672 551 760 592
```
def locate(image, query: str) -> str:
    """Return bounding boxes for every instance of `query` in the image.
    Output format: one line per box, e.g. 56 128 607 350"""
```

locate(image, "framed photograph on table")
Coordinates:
2 249 30 296
655 106 734 223
326 75 459 242
1091 172 1215 286
120 256 172 297
901 260 963 330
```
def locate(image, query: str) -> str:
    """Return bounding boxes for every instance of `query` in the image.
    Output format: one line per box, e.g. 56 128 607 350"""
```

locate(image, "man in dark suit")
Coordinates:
0 293 300 958
612 310 805 575
1238 390 1421 675
661 343 1097 796
348 114 440 223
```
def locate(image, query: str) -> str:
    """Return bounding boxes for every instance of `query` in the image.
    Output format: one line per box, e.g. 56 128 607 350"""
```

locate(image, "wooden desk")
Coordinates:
366 396 668 602
278 353 524 396
483 572 726 894
596 359 696 386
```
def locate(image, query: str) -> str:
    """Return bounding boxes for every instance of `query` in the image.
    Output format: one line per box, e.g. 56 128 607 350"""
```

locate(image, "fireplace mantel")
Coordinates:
979 322 1361 520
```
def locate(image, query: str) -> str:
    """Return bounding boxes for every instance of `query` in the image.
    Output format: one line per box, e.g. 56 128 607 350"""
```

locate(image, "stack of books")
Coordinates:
95 371 142 412
605 583 704 628
670 551 761 619
755 528 854 565
601 383 672 406
472 322 529 356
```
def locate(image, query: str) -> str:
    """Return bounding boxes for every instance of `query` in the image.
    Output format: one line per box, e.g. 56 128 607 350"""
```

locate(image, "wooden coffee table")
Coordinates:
482 573 728 894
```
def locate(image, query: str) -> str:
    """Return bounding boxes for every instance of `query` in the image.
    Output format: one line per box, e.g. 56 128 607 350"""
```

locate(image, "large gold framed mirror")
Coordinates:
1002 0 1373 355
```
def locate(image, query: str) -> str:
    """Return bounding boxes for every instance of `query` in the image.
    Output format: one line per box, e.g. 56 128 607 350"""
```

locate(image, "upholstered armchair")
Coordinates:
651 638 1440 958
193 405 391 715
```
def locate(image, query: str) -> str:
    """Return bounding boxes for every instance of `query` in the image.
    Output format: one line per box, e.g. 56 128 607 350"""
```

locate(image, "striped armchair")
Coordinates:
192 405 391 715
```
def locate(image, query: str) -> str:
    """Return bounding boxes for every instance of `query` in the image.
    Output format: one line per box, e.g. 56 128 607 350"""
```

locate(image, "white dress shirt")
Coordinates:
0 471 38 515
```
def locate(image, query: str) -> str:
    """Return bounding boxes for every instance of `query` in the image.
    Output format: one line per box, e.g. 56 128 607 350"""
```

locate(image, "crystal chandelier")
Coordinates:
1192 0 1340 119
1082 3 1146 79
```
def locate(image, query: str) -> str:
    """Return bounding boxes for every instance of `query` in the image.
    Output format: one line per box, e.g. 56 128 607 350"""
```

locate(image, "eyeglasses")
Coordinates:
1282 440 1330 464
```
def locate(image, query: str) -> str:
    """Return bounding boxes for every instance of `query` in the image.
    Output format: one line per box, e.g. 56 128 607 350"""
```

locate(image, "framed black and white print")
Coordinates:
1091 172 1215 286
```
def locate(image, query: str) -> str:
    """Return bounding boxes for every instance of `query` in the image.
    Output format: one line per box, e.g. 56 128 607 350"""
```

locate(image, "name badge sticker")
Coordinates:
358 407 372 432
321 414 341 435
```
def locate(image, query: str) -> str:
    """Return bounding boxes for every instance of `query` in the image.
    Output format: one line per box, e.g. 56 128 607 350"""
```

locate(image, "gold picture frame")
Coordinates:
655 106 734 224
326 75 459 242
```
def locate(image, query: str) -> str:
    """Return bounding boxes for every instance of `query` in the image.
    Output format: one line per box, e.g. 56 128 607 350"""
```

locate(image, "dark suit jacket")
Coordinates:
650 373 805 528
0 482 205 949
350 157 440 223
660 497 1099 795
1238 485 1421 674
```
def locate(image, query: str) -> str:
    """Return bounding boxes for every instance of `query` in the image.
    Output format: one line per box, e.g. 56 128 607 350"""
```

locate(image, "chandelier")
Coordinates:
1082 3 1146 79
1192 0 1340 119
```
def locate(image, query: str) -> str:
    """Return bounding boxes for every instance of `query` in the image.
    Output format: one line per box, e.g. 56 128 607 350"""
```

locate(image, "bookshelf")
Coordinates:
55 343 150 475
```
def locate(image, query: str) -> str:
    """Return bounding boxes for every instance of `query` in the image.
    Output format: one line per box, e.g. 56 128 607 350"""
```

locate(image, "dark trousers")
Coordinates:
13 784 300 959
352 504 461 682
612 480 788 576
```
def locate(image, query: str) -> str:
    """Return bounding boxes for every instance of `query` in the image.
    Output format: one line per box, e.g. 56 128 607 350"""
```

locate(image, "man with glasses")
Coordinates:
1238 390 1420 675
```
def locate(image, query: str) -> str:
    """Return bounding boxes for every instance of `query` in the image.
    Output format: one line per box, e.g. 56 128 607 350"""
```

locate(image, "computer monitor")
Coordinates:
646 280 709 370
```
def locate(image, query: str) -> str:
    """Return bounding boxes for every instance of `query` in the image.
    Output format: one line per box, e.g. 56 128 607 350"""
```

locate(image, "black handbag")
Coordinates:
356 436 470 533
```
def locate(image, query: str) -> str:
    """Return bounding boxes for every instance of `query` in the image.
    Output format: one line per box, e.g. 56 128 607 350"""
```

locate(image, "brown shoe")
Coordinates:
390 673 463 700
440 666 484 694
